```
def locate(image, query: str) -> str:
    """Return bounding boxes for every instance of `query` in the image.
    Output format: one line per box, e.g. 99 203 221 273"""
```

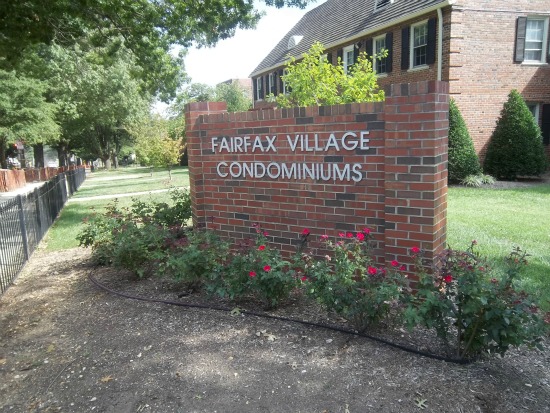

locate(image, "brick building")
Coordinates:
250 0 550 160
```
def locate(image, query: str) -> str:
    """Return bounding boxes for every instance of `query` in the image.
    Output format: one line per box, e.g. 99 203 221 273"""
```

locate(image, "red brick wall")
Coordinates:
186 81 449 269
448 1 550 160
253 3 550 161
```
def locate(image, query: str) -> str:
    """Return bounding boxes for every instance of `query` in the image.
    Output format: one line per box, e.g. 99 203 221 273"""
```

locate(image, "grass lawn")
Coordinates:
447 184 550 310
44 167 188 251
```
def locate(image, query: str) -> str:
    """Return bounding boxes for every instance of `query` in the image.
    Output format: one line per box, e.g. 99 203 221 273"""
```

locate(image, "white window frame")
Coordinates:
343 45 355 74
410 20 429 69
256 77 263 101
268 73 274 95
524 17 549 64
527 102 541 122
282 69 289 95
373 34 387 74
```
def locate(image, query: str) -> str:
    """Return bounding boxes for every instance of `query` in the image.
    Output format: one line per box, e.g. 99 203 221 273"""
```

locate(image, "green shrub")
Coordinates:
208 224 298 309
460 173 496 187
484 90 548 180
77 189 193 277
405 244 548 359
448 99 482 183
301 229 410 331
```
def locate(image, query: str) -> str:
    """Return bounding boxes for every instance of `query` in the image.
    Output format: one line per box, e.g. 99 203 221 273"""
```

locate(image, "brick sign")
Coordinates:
186 80 449 269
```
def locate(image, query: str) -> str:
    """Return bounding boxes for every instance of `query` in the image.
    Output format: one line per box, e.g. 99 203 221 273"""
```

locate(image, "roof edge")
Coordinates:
250 0 454 77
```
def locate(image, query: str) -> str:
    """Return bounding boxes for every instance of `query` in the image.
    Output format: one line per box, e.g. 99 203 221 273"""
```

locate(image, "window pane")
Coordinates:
526 20 544 41
413 23 428 67
525 19 545 62
414 24 427 47
374 37 387 73
345 49 354 73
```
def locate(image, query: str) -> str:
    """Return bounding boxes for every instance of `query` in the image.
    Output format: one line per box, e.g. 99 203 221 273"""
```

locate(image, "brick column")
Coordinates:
384 81 449 267
185 101 228 228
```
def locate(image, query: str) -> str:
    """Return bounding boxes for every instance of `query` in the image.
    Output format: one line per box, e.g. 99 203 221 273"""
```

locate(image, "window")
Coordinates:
515 16 549 63
282 69 289 94
268 73 275 95
411 21 428 67
525 19 545 61
401 19 436 70
527 103 540 121
255 77 263 100
375 0 391 11
374 34 387 74
343 45 355 73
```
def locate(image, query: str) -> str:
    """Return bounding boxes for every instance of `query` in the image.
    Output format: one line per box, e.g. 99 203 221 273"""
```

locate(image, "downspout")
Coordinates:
437 7 444 81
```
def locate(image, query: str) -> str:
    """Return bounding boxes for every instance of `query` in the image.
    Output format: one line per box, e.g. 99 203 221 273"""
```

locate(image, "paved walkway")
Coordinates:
67 188 178 202
0 182 45 203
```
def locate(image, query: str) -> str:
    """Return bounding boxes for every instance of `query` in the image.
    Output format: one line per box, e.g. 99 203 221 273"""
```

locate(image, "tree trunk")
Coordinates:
0 137 7 169
104 156 111 170
57 145 68 167
33 143 44 168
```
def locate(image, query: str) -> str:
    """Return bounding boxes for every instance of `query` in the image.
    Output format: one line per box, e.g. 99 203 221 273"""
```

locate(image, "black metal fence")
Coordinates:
0 168 86 294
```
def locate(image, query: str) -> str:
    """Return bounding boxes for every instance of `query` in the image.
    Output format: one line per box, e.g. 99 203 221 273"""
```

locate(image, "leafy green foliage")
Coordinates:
214 82 252 112
0 69 59 168
405 244 549 359
483 90 548 180
208 224 298 308
1 0 311 97
448 99 481 183
133 116 183 175
77 189 193 277
460 174 496 187
269 42 385 108
300 230 409 330
162 229 229 290
169 81 251 116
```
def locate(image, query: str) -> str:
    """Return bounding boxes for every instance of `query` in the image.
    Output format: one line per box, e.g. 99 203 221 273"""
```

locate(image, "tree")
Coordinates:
483 90 548 180
448 99 481 183
215 82 252 112
0 70 59 169
134 116 183 179
0 0 311 99
270 42 385 108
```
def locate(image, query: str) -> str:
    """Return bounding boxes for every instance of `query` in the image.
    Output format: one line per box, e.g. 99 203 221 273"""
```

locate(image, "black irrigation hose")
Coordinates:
88 271 473 365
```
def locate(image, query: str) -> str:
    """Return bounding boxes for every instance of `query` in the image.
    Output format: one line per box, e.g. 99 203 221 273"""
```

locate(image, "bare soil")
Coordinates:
1 247 549 413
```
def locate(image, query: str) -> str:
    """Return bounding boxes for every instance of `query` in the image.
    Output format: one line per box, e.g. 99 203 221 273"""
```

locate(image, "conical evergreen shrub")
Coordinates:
448 99 481 183
484 90 547 180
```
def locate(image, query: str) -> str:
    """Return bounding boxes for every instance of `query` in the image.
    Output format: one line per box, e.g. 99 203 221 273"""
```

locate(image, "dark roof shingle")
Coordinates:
250 0 449 76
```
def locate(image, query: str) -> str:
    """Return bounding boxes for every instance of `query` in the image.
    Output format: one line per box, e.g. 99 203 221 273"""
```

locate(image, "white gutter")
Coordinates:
251 0 455 78
437 7 443 81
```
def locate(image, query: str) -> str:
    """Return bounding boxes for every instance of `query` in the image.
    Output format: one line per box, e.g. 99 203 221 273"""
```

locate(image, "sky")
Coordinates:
184 1 325 86
153 1 325 114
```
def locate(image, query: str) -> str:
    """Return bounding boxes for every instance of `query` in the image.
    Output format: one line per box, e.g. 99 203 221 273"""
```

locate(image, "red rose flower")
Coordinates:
391 260 399 267
301 276 307 282
258 245 266 251
249 271 257 278
302 229 310 236
320 234 329 241
356 233 365 241
399 265 406 271
363 228 371 235
367 266 377 275
338 232 345 238
443 275 453 283
263 265 271 272
411 246 421 254
346 232 353 238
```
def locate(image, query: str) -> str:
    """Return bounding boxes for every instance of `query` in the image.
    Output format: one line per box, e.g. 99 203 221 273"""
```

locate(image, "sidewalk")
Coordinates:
0 181 46 203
